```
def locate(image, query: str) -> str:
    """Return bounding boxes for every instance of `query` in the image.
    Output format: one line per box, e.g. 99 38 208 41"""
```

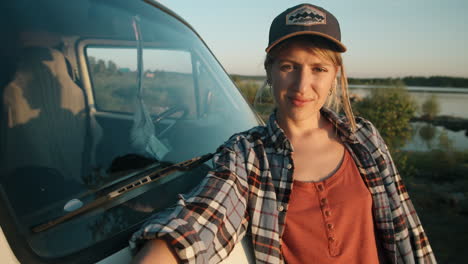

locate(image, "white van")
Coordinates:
0 0 257 262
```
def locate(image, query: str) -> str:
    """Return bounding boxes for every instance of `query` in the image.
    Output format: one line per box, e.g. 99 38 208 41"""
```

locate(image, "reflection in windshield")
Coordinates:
88 163 211 242
0 0 259 260
33 152 213 233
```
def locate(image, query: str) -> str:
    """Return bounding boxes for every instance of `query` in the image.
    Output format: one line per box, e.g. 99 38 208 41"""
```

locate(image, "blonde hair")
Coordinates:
264 36 356 131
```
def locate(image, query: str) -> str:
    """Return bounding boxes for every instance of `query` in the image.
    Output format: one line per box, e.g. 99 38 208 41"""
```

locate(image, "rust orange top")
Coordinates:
281 149 380 264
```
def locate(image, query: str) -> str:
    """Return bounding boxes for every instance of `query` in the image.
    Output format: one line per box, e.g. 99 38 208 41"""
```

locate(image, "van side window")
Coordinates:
86 47 195 117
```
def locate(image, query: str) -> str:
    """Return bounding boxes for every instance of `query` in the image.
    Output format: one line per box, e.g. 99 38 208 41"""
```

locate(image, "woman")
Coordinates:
131 4 436 263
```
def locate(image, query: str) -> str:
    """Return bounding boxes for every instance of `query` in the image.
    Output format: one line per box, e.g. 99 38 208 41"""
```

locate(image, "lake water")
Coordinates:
349 85 468 151
403 122 468 152
349 85 468 118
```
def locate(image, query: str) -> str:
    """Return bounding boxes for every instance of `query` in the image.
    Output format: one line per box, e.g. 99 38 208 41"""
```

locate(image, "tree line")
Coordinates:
88 57 119 74
230 74 468 88
348 76 468 88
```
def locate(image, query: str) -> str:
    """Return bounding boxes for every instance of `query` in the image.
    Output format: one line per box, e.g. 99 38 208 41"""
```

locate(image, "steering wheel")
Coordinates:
152 105 188 137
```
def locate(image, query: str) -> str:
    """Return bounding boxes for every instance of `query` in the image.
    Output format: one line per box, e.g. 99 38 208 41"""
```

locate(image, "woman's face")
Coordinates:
270 41 338 123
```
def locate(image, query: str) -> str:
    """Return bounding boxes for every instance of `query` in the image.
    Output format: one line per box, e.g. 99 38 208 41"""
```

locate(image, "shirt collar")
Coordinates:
266 109 293 153
320 108 359 144
266 107 359 151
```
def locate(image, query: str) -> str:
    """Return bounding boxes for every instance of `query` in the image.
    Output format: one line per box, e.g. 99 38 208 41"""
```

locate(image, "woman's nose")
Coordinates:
294 68 311 93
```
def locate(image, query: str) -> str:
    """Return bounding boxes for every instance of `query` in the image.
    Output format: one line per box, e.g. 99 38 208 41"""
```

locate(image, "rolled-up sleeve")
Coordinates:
130 142 251 263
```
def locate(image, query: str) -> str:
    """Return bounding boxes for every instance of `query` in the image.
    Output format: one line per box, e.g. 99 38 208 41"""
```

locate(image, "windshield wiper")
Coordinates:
31 153 214 233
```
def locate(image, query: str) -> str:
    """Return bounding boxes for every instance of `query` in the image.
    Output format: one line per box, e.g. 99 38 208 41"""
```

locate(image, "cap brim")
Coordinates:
265 31 347 53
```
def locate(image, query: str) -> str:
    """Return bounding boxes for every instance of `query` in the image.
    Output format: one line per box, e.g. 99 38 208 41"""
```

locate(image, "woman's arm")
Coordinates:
132 239 178 264
130 139 251 263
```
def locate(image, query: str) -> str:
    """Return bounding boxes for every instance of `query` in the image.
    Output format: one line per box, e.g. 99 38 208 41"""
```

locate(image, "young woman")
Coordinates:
131 4 436 263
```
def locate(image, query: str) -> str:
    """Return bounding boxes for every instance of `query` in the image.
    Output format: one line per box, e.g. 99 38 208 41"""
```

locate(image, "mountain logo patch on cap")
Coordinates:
286 5 326 26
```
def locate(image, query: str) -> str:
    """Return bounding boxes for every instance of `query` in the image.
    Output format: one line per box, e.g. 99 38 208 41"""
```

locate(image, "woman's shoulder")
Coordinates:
352 115 387 150
219 125 269 151
354 115 377 133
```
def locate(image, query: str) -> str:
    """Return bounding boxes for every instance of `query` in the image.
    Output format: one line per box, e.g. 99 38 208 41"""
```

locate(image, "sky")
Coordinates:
156 0 468 78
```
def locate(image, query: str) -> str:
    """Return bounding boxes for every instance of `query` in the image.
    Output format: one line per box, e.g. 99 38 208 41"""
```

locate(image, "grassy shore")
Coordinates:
406 149 468 263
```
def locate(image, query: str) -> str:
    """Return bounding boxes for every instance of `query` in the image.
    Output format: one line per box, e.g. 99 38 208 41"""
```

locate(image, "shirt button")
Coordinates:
325 210 332 217
327 223 334 230
328 237 336 243
317 184 324 191
286 164 292 169
321 198 328 205
278 205 284 212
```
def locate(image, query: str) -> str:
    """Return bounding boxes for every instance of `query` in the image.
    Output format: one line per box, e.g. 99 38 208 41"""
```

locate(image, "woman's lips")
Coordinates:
288 96 313 107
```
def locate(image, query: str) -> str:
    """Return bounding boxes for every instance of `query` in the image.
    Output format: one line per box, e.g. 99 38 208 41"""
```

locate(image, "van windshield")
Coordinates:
0 0 259 260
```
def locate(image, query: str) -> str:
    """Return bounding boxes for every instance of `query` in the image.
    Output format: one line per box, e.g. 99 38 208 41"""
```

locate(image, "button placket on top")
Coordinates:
315 182 339 257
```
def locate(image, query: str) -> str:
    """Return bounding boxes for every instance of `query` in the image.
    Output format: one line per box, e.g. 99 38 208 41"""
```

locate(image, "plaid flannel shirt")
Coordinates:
130 108 436 264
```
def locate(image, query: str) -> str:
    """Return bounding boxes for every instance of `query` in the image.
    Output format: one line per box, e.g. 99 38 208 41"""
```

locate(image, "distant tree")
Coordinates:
348 77 405 87
353 86 416 151
353 86 417 178
88 56 98 74
96 59 106 73
107 60 118 74
421 94 440 120
88 56 96 66
237 80 259 105
230 75 241 84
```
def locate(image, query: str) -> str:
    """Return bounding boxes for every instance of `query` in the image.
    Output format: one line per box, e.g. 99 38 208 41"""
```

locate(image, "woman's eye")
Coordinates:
313 67 328 73
279 64 294 71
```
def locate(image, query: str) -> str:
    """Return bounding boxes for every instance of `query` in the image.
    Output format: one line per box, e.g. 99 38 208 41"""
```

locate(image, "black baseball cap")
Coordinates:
266 3 346 53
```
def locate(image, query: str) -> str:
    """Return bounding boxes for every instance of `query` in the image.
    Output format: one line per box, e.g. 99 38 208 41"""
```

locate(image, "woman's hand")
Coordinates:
132 239 179 264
